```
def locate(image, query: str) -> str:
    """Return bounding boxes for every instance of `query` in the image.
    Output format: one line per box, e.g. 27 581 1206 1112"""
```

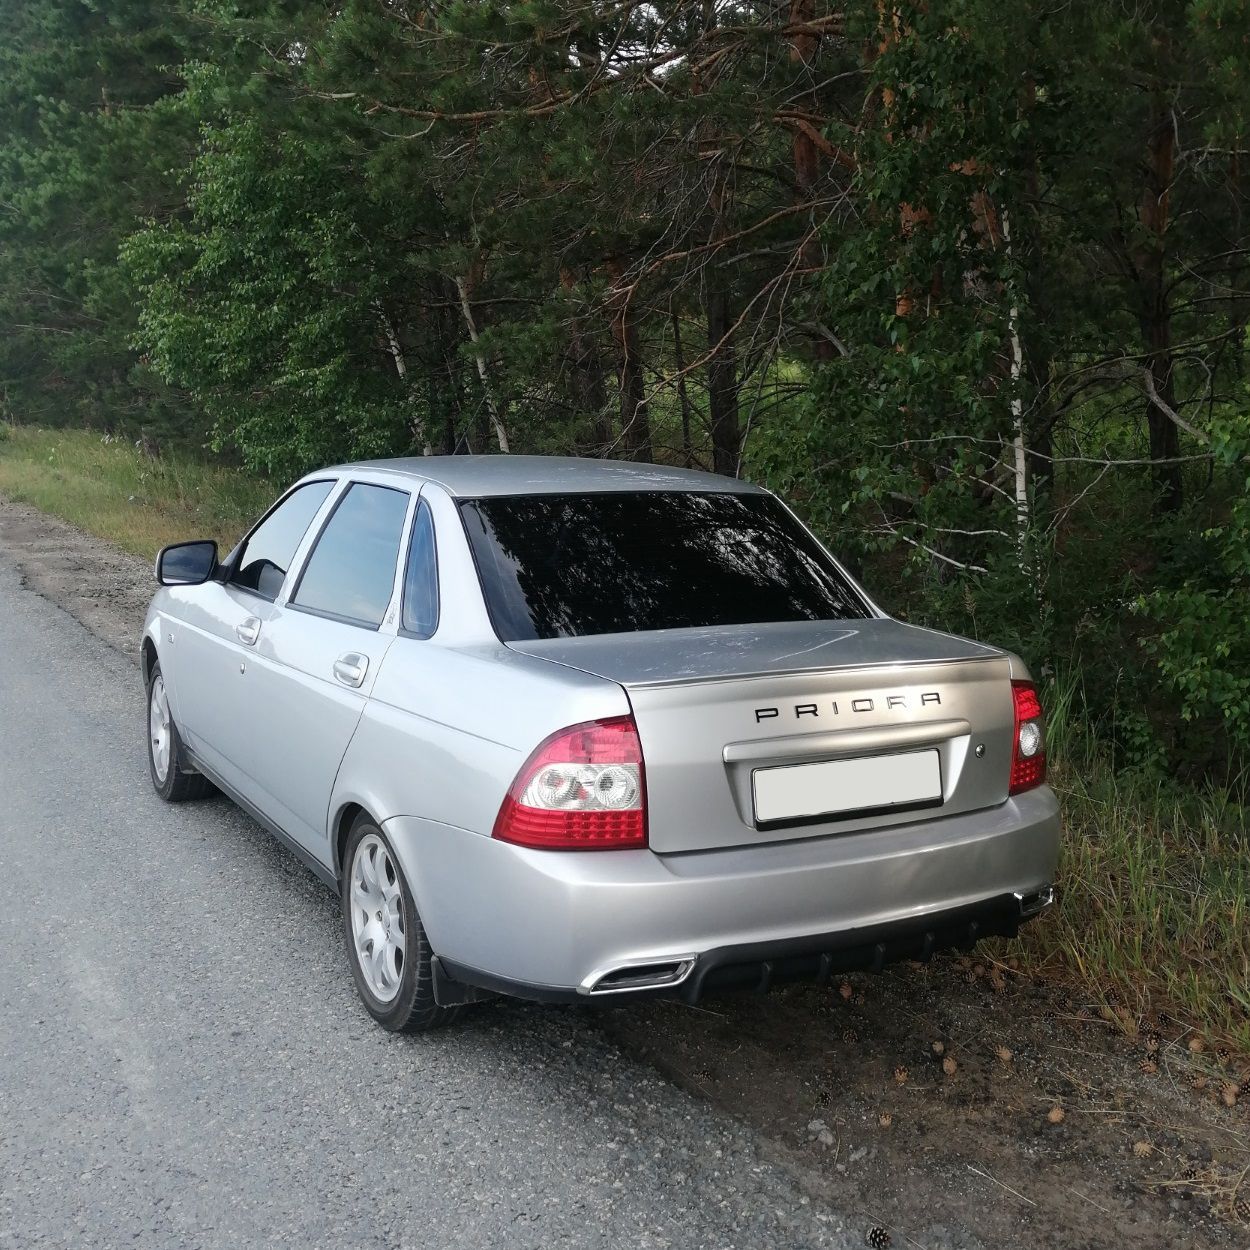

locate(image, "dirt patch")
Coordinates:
3 489 1246 1250
598 965 1249 1249
0 494 151 660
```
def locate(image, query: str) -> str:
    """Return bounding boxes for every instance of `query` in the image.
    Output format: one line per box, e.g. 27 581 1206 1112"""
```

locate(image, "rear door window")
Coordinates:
459 491 871 641
231 480 334 600
291 483 410 628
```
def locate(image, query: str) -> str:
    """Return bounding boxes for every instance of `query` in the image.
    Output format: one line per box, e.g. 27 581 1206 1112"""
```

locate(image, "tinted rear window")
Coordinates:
459 491 870 641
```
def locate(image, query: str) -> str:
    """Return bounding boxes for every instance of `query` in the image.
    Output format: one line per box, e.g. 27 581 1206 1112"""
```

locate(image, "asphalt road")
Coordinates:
0 559 861 1250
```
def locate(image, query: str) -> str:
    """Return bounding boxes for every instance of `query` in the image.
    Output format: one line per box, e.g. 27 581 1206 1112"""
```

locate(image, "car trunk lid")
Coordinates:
509 620 1015 853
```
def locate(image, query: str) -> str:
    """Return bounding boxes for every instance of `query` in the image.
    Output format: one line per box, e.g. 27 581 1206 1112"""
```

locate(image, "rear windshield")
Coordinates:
459 491 871 641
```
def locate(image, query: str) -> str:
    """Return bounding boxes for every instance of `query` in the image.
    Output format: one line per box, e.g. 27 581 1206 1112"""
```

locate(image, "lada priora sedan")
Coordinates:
143 457 1058 1032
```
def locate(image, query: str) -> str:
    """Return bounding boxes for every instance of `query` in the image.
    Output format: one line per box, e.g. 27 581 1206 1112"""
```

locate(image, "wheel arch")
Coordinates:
141 635 158 685
332 801 367 881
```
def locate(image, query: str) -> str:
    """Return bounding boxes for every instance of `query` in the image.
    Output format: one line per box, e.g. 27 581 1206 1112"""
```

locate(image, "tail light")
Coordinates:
493 716 647 850
1009 680 1046 795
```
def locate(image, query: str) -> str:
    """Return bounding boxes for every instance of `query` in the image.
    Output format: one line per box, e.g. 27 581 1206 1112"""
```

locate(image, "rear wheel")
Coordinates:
147 661 213 802
341 813 460 1032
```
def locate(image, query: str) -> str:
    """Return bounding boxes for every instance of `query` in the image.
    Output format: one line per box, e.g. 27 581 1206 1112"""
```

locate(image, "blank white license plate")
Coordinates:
752 749 942 825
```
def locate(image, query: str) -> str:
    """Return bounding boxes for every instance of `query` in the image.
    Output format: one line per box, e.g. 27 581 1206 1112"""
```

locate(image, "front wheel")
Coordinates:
341 813 460 1033
147 661 214 802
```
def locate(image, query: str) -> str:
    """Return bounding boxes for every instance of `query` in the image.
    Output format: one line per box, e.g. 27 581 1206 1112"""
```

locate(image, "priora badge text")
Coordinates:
754 691 941 724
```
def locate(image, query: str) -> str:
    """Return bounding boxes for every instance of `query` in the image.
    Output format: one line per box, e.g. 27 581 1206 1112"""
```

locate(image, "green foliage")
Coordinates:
0 0 198 440
2 0 1250 778
1137 394 1250 749
125 116 422 476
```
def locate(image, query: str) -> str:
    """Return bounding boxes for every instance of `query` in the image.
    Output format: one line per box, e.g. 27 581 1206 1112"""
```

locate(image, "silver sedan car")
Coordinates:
144 457 1059 1032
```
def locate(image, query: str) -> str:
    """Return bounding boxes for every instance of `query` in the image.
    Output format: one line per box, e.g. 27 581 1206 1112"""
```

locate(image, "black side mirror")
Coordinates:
155 540 219 586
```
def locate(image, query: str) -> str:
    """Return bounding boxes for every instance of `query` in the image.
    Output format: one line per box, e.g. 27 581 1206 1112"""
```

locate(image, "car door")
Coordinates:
166 478 337 796
232 479 414 864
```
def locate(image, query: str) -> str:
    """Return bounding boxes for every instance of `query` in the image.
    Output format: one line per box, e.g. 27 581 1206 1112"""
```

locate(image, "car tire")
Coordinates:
341 813 461 1033
147 660 214 802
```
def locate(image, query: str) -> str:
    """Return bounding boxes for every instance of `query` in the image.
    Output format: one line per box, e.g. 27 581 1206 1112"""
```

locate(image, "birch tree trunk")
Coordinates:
376 304 432 456
1000 212 1030 574
454 273 510 454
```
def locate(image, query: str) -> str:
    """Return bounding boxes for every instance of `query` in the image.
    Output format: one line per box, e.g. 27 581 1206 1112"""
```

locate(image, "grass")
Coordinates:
1006 670 1250 1055
0 423 274 559
2 422 1247 1055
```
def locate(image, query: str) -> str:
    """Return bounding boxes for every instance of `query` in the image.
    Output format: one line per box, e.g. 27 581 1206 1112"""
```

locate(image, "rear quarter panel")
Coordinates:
328 639 629 867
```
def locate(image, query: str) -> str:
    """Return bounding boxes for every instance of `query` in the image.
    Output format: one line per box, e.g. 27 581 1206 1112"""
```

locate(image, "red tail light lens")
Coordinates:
493 716 647 850
1009 680 1046 795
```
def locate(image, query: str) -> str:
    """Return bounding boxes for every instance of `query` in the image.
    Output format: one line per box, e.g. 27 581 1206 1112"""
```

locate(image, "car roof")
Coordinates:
327 455 768 498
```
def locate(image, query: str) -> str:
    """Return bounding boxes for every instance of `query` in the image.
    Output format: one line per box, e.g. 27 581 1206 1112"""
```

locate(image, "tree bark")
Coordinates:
454 269 510 453
561 267 610 452
605 258 653 462
788 0 833 361
701 149 742 477
670 307 695 468
705 277 740 476
1137 100 1182 513
376 303 432 456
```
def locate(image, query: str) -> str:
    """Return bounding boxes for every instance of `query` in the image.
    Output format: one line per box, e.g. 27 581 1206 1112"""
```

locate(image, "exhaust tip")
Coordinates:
1015 885 1056 918
587 958 696 995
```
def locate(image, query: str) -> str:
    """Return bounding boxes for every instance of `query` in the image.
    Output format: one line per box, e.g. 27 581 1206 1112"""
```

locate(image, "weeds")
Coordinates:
1006 667 1250 1055
0 424 274 558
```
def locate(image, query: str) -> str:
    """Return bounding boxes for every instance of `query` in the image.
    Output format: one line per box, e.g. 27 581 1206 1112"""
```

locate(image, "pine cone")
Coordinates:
867 1227 891 1249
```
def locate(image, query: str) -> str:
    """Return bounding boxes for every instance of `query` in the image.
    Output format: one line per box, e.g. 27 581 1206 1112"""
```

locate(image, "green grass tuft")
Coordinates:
1004 667 1250 1052
0 424 276 559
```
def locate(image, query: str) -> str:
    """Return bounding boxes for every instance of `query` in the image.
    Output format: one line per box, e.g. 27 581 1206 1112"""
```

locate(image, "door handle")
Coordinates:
333 653 368 689
235 617 261 646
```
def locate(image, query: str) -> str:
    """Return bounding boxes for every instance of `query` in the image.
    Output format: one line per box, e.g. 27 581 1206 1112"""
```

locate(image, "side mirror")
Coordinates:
155 540 219 586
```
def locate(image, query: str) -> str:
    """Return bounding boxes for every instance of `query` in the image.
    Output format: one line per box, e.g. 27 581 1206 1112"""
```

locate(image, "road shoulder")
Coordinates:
0 493 151 660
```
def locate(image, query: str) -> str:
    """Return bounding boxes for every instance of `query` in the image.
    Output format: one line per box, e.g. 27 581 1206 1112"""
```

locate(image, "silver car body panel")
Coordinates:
143 456 1060 999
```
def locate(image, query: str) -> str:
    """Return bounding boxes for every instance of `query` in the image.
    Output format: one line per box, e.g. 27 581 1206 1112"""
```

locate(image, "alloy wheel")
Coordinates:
349 834 406 1003
149 674 172 783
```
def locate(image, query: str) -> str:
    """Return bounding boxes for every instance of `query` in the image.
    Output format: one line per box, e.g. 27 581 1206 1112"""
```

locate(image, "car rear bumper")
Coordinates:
385 784 1060 1004
432 887 1053 1005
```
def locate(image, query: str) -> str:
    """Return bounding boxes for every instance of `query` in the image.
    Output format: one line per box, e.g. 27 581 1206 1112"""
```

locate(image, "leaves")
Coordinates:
2 1 1249 773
